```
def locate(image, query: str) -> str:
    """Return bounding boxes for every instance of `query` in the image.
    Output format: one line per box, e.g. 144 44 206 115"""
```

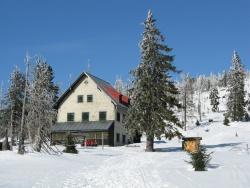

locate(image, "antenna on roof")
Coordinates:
87 59 91 73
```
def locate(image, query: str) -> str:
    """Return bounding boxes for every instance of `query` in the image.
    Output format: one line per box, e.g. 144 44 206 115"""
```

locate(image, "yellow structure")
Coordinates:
182 137 202 153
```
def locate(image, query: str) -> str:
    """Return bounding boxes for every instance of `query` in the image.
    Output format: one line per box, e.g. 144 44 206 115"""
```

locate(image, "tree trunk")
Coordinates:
198 92 202 122
145 134 154 152
2 128 10 150
10 106 15 150
18 54 29 155
34 127 42 152
35 138 42 152
198 103 202 122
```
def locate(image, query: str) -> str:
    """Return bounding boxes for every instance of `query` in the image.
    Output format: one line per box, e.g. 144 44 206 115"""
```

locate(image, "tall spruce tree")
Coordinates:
125 10 181 152
209 88 220 112
7 67 25 148
114 76 125 95
227 51 245 121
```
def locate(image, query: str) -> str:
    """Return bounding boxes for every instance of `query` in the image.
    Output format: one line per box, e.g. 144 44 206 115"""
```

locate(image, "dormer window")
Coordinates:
78 95 83 103
87 95 93 102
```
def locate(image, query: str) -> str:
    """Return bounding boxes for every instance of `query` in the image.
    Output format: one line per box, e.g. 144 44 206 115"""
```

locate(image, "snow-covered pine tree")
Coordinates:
219 70 228 87
247 94 250 112
209 88 220 112
209 73 219 89
114 76 125 94
195 76 205 121
187 145 212 171
63 132 78 154
125 10 181 152
0 81 3 110
179 73 195 130
0 81 4 137
227 50 245 121
7 67 25 148
26 57 58 152
123 77 133 97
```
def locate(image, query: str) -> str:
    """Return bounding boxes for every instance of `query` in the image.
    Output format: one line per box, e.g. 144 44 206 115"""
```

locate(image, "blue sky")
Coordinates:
0 0 249 92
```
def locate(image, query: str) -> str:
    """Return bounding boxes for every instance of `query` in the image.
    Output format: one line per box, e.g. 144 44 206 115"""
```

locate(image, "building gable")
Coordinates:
57 73 116 122
56 72 130 110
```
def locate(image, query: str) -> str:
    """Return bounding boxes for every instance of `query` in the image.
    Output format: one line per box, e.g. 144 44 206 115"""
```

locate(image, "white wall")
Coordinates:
57 74 129 146
114 110 128 146
57 75 115 122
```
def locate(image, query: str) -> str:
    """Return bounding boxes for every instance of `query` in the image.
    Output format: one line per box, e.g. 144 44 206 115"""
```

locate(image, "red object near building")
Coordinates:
82 139 97 147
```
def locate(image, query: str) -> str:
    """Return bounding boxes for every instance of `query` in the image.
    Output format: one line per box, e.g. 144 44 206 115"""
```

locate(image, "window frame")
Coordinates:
82 112 89 122
116 112 120 122
99 111 107 121
122 114 126 123
122 135 126 144
77 95 84 103
116 133 120 142
87 95 93 102
67 113 75 122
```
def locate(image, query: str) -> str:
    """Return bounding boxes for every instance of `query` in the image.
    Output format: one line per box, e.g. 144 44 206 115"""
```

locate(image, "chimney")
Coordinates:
119 94 123 104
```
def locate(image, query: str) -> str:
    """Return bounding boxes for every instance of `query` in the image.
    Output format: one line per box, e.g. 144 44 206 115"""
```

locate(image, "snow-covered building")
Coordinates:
51 72 130 146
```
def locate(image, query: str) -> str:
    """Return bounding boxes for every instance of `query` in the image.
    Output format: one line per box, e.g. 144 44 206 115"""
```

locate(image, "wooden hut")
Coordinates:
182 137 202 153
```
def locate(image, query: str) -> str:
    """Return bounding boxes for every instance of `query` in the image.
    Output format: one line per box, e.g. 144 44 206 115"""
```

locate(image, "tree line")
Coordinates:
0 54 58 154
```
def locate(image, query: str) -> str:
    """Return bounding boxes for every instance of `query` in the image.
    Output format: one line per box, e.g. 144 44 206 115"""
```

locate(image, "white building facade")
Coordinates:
52 72 130 146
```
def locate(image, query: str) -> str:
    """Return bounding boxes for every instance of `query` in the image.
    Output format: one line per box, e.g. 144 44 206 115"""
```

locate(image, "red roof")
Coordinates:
56 72 130 109
103 86 130 106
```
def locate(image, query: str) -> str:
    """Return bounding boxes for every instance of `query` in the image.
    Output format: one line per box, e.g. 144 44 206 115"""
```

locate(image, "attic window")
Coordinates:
84 79 88 84
87 95 93 102
78 95 83 103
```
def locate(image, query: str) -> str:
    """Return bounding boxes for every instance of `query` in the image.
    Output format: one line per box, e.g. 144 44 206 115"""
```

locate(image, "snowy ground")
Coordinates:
1 116 250 188
1 82 250 187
